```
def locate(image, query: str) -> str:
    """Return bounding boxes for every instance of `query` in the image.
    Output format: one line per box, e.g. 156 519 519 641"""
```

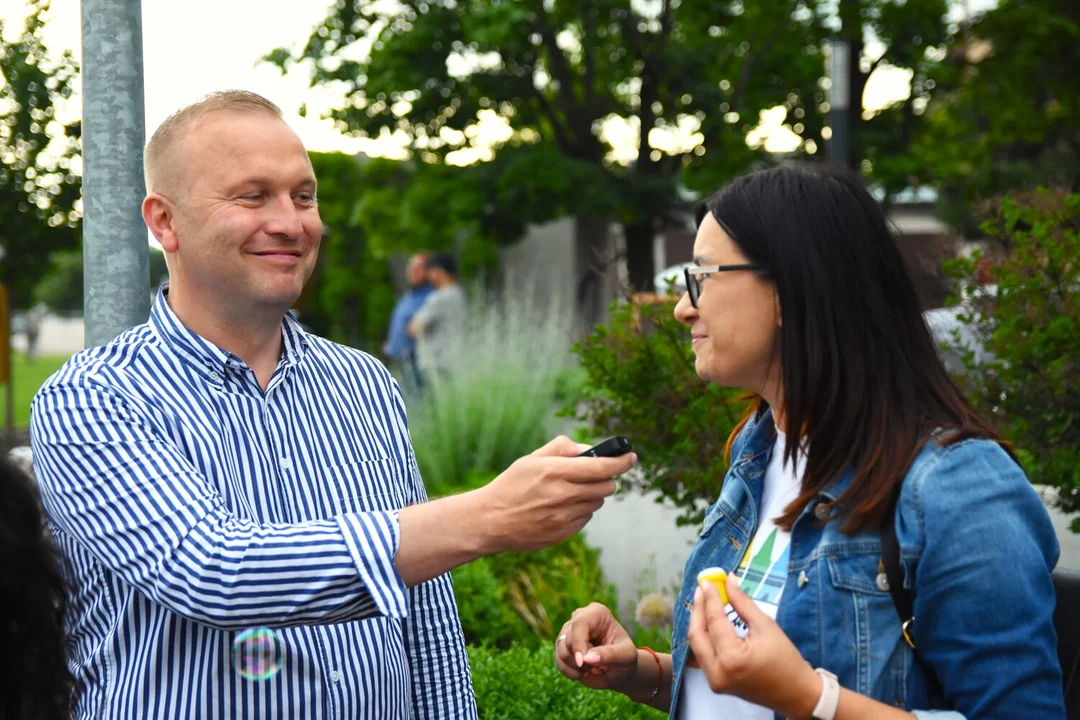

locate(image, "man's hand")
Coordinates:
394 436 635 587
474 436 636 554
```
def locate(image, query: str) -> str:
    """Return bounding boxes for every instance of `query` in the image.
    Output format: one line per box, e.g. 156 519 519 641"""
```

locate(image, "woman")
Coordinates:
0 452 72 720
554 164 1065 718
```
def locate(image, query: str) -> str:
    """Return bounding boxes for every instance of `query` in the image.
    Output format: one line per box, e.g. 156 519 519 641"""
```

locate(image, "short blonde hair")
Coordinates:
144 90 282 193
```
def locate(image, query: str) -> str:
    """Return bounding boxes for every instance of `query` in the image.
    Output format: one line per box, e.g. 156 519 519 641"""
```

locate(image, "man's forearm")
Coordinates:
395 489 497 587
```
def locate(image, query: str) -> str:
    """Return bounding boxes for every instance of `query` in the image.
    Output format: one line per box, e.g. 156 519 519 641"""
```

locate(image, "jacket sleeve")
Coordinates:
905 440 1065 719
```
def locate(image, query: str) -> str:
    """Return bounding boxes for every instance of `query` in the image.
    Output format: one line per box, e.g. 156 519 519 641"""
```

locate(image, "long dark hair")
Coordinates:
0 455 72 720
701 163 1006 533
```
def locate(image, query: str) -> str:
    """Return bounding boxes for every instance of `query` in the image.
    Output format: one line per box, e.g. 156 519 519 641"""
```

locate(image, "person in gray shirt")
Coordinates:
408 253 468 378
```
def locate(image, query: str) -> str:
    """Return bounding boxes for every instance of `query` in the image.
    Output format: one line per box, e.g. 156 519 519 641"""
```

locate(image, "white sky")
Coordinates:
1 0 996 162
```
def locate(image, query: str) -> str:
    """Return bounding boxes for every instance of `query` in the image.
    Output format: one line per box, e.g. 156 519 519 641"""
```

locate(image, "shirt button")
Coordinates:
209 371 222 383
330 671 341 683
281 458 293 471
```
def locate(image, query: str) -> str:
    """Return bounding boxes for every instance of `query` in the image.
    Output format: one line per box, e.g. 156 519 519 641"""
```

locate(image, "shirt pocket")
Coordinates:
324 457 410 514
826 549 909 704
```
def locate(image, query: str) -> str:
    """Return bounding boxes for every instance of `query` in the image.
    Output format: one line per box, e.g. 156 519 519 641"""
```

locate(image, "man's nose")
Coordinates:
265 195 304 239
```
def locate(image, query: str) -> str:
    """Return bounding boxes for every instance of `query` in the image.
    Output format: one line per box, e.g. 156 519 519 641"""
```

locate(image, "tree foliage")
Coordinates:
569 295 745 526
948 189 1080 529
0 0 80 308
910 0 1079 227
35 246 167 315
273 0 827 291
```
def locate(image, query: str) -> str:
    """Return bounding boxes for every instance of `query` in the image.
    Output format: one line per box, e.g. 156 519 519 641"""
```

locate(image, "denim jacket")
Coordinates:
669 409 1065 719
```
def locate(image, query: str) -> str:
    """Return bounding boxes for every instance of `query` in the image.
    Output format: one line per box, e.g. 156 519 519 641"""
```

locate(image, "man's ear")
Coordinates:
143 194 179 252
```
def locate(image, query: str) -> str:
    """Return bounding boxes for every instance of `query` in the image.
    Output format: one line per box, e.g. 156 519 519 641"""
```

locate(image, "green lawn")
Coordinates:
0 352 72 428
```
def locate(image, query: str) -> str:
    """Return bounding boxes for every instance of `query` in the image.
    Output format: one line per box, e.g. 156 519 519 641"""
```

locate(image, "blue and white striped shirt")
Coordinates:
30 289 476 720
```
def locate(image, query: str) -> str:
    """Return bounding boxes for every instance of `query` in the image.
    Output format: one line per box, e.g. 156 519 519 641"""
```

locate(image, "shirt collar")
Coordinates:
149 284 310 383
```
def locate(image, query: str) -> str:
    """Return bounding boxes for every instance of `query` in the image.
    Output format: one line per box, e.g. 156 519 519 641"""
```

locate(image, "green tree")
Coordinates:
300 152 398 349
35 246 167 315
910 0 1079 228
837 0 950 208
0 0 80 309
949 189 1080 530
303 149 597 349
272 0 827 292
569 295 744 526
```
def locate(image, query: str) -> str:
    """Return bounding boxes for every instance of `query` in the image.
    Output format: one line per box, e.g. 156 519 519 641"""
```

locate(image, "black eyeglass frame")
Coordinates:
683 263 766 308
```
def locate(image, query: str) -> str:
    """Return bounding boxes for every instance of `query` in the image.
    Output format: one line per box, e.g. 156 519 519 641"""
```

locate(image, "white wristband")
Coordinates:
811 668 840 720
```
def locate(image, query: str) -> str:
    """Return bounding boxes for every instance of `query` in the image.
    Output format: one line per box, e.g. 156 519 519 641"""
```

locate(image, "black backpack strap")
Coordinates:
881 487 916 648
881 485 945 699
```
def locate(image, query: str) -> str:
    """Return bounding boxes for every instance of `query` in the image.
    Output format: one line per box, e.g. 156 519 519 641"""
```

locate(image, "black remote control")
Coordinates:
577 436 633 458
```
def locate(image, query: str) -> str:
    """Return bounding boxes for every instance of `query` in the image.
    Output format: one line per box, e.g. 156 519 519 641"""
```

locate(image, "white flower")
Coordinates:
635 593 674 629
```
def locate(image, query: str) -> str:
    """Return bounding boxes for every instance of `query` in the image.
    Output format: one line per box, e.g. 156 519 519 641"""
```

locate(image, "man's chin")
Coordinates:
252 285 305 313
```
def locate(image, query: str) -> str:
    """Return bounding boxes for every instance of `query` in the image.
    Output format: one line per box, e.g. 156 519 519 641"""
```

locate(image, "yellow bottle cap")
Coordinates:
696 567 729 604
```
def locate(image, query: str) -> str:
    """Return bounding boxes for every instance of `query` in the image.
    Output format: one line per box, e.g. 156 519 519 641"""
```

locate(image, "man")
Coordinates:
30 91 634 720
408 252 468 378
382 252 433 386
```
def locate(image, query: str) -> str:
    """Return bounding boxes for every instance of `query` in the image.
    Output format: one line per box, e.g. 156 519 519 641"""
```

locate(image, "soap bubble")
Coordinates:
233 627 283 681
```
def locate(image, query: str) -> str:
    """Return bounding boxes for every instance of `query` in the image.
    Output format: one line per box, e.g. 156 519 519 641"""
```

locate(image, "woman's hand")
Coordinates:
554 602 639 693
687 574 821 719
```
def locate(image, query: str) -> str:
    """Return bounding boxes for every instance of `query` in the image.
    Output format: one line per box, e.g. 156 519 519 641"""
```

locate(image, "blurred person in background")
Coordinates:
382 251 432 388
408 252 468 380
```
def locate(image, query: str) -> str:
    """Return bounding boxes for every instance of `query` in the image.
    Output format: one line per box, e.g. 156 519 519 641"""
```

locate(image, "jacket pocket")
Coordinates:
700 503 726 538
826 549 910 706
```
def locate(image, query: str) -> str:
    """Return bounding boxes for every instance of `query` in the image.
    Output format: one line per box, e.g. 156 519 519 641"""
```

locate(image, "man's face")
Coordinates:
166 111 322 312
406 255 428 287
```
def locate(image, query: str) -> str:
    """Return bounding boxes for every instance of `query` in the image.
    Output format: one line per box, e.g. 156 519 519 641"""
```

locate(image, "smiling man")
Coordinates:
29 91 634 720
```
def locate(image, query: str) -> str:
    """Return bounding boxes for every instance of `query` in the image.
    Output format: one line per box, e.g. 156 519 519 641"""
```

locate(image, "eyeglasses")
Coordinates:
683 263 765 308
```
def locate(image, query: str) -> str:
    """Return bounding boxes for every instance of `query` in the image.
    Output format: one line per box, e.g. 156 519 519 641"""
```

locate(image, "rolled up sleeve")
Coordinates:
32 377 408 630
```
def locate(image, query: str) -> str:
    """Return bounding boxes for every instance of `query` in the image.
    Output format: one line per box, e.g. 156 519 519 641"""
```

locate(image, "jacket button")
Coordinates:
813 502 831 521
797 570 809 588
876 572 891 592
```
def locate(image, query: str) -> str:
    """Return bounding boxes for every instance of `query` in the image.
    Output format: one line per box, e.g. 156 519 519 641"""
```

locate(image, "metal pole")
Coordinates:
81 0 150 348
826 38 851 168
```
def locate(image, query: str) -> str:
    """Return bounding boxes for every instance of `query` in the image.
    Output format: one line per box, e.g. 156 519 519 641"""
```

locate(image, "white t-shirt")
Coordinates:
679 429 805 720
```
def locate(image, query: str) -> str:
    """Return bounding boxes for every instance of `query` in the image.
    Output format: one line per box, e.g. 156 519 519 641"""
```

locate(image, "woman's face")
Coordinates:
674 212 781 393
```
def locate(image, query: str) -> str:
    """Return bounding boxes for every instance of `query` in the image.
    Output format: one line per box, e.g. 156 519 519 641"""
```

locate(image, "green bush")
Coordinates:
453 533 618 650
569 296 745 526
947 188 1080 530
468 645 666 720
405 280 577 495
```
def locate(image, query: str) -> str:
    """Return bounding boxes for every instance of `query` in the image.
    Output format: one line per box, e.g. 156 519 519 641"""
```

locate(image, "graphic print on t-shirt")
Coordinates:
676 430 803 720
727 526 791 634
